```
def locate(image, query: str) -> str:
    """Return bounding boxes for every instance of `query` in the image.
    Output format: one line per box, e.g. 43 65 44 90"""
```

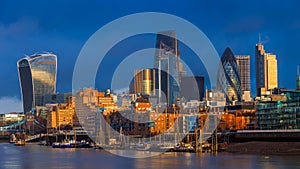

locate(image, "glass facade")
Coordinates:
257 90 300 129
297 75 300 90
154 30 180 105
157 53 180 105
154 30 178 69
134 69 156 96
18 53 57 114
217 48 242 102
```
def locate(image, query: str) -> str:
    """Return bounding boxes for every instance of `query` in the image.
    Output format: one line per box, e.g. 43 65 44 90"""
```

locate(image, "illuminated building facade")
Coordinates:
255 44 278 96
257 90 300 129
46 103 76 129
134 69 156 96
17 53 57 114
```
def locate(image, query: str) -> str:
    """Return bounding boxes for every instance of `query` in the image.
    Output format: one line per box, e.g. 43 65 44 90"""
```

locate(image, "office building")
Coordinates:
236 55 251 91
257 89 300 129
154 30 181 105
297 66 300 90
17 53 57 114
255 44 278 96
133 68 156 96
236 55 251 101
46 103 76 129
217 48 242 103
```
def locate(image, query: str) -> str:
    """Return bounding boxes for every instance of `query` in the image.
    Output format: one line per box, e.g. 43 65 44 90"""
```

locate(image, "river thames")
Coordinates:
0 143 299 169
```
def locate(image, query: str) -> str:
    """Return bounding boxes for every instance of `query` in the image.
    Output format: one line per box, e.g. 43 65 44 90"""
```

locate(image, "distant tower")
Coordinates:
236 55 251 101
297 66 300 90
18 53 57 114
255 43 278 96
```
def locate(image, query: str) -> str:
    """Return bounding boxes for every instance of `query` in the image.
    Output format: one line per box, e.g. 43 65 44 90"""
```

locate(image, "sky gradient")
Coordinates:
1 0 300 113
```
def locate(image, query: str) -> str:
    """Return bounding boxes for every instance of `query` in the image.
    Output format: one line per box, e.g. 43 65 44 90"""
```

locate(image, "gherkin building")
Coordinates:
217 48 242 102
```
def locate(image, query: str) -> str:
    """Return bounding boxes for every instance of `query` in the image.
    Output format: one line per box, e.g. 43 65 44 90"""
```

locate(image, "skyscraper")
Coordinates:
154 30 181 105
236 55 251 101
255 44 278 96
154 30 178 69
236 55 250 91
297 66 300 90
18 53 57 114
217 48 242 102
133 68 156 96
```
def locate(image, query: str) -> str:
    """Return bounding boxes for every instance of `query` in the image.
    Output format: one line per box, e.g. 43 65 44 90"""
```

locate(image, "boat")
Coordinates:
14 132 26 146
52 139 92 148
218 142 228 151
148 145 175 152
136 143 150 151
173 144 195 152
52 139 72 148
52 142 61 148
9 134 16 143
78 140 92 148
14 139 26 146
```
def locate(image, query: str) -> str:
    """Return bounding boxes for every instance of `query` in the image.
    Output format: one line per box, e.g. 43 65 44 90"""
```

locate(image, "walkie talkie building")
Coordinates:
17 53 57 114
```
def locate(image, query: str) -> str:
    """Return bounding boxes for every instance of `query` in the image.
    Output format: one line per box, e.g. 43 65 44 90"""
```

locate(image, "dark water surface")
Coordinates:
0 143 299 169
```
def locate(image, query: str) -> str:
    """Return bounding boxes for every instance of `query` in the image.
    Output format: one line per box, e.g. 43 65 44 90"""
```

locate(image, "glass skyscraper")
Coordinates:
154 30 178 69
154 30 181 105
217 48 242 102
18 53 57 114
133 68 156 96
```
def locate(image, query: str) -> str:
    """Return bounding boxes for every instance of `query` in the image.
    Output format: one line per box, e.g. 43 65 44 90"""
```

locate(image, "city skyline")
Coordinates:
1 1 300 113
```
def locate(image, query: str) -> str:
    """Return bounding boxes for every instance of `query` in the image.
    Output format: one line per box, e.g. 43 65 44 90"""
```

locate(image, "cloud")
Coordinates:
0 96 22 114
0 17 39 38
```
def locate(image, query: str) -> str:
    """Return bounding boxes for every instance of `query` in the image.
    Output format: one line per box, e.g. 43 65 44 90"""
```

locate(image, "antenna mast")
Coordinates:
258 33 261 44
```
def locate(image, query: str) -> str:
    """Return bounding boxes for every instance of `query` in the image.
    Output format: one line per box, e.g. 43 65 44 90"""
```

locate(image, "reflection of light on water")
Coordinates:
109 150 161 158
51 148 76 153
1 144 22 169
134 152 195 169
1 144 300 169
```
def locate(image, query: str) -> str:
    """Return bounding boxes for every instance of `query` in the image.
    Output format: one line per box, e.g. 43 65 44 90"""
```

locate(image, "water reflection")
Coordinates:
0 144 300 169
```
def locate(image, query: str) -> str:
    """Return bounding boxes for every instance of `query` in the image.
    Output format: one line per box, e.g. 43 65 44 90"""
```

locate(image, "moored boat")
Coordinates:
14 140 26 146
10 134 16 144
136 143 150 151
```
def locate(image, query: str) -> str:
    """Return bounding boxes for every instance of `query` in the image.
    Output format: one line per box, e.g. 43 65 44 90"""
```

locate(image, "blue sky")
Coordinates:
0 0 300 113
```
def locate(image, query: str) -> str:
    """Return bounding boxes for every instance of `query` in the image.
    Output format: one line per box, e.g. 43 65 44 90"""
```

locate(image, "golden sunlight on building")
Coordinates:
46 103 76 129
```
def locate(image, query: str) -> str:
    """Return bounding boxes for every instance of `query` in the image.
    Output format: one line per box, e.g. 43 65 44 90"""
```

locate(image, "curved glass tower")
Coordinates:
18 53 57 114
217 48 242 102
